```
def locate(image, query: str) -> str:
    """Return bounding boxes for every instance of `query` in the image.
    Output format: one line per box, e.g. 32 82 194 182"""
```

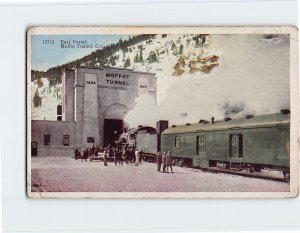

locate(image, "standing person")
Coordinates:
113 148 118 166
166 151 173 173
82 149 88 162
91 145 95 158
81 149 85 162
122 147 128 164
87 148 91 161
135 149 140 166
74 148 79 160
103 149 108 166
156 151 162 172
85 149 89 162
162 152 167 173
139 149 143 165
130 148 135 164
77 149 82 160
118 148 123 165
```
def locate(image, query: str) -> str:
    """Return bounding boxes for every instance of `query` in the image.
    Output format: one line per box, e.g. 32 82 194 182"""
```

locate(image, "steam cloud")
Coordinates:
124 34 290 128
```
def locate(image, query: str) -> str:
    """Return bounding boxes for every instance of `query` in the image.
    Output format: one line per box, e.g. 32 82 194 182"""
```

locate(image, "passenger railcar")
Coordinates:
161 112 290 178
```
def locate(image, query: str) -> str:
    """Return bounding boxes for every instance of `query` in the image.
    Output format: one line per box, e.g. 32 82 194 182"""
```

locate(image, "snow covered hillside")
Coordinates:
31 78 61 120
31 34 220 120
31 33 289 127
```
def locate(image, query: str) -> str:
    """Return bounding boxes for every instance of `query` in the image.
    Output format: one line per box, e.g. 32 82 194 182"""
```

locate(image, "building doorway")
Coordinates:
31 142 37 156
104 119 123 146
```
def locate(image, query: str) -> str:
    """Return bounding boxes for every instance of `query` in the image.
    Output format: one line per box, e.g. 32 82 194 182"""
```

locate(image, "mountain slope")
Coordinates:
31 34 220 120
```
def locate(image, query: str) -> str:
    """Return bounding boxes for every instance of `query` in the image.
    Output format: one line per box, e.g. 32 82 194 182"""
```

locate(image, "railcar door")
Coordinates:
195 135 209 167
197 135 206 155
229 134 243 158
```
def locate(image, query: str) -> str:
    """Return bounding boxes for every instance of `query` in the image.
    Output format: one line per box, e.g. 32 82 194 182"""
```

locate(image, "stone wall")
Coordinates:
31 120 76 157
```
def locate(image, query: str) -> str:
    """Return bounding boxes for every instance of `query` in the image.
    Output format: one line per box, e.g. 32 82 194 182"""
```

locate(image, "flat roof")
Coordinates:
73 66 156 75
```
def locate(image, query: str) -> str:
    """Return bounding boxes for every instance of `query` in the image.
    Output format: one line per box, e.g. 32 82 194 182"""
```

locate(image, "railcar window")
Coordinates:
229 134 243 158
197 135 206 155
63 135 70 146
175 137 179 147
44 135 50 146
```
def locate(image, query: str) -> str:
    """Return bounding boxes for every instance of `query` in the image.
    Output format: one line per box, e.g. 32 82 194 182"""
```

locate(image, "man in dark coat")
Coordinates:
156 151 162 172
82 149 88 162
75 148 79 160
162 152 167 173
103 149 108 166
166 151 173 173
118 148 123 165
113 148 118 166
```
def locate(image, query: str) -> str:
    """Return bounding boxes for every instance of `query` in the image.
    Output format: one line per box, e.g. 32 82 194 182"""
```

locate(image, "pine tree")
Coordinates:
124 57 131 68
33 90 42 108
139 50 143 62
171 42 177 50
147 51 157 63
186 38 191 46
110 55 116 66
134 53 139 63
179 44 184 54
36 78 43 88
138 45 143 50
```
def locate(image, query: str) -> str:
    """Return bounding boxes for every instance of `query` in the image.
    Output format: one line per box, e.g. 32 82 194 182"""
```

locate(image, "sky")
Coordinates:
31 34 130 71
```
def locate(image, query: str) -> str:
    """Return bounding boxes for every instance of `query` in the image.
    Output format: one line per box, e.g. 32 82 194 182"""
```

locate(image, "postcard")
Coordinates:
27 26 298 198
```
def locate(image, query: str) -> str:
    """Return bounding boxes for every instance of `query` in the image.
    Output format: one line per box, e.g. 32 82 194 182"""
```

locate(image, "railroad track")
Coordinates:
139 153 288 183
191 166 288 183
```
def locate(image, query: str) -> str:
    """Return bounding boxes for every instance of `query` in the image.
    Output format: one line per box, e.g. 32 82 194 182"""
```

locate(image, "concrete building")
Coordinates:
31 67 157 156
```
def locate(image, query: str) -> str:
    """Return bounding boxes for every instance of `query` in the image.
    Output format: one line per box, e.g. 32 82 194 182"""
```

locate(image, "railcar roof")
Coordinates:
128 126 157 134
162 113 290 135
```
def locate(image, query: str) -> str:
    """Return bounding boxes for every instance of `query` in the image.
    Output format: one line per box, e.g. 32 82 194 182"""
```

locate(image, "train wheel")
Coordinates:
179 160 184 167
283 171 290 181
225 162 230 170
237 164 242 170
254 166 262 172
174 159 179 166
249 166 255 173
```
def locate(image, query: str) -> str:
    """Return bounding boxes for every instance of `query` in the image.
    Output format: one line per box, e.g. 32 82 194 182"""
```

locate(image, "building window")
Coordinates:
63 135 69 146
197 135 206 155
44 135 50 146
87 137 95 143
175 136 179 147
229 134 243 158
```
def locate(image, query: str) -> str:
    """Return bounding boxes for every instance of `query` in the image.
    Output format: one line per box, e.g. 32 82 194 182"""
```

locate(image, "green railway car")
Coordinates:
161 112 290 178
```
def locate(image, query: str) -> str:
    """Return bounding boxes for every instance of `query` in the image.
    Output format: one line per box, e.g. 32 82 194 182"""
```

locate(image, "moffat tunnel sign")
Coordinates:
85 72 149 88
85 72 130 86
105 72 129 86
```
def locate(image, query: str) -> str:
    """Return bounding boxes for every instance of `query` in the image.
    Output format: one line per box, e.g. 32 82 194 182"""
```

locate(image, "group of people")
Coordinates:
74 146 175 173
74 145 144 166
156 151 173 173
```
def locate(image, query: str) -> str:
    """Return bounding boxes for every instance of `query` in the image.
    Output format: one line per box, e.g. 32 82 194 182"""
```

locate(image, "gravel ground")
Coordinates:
30 157 289 192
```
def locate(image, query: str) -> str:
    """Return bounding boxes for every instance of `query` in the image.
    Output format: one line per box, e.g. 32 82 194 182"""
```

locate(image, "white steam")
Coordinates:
124 34 290 128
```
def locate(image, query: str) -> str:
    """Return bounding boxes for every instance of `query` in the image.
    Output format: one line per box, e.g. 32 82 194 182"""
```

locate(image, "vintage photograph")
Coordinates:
27 27 298 198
